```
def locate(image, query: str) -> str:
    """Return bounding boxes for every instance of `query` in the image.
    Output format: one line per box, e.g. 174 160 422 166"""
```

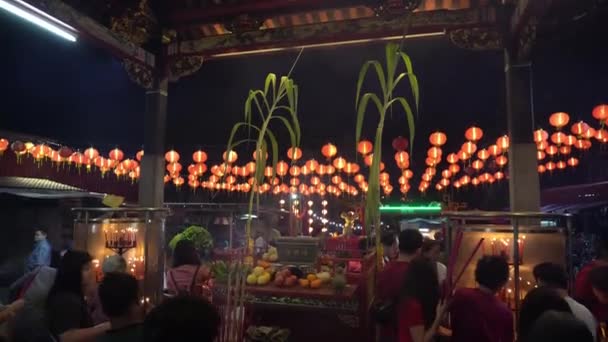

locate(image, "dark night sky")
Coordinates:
1 8 608 203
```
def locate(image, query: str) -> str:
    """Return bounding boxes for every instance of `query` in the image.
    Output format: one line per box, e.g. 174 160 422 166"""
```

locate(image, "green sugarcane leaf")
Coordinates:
272 116 297 152
266 130 279 182
385 43 398 93
355 60 380 108
391 97 416 153
227 122 260 156
398 52 419 111
355 93 383 145
264 73 277 100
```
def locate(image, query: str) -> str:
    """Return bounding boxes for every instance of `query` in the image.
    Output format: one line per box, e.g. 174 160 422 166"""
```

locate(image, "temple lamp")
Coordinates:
0 0 77 42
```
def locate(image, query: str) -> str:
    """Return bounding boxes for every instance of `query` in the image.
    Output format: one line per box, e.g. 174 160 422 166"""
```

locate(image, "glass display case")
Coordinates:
443 211 573 314
72 208 170 304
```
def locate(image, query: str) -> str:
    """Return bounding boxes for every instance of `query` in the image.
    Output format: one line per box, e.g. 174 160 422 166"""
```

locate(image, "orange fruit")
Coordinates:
299 279 310 288
310 279 322 289
306 274 317 282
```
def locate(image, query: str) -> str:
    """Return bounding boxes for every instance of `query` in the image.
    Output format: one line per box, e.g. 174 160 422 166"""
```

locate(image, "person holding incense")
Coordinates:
375 229 424 342
397 257 447 342
449 256 513 342
575 235 608 322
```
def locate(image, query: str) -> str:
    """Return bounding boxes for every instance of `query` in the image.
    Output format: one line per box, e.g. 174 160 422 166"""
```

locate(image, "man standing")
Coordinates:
533 262 597 340
25 229 52 272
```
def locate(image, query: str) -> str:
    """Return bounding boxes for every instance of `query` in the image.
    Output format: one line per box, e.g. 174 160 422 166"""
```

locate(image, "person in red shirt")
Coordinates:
589 265 608 339
575 236 608 321
397 257 446 342
449 255 513 342
376 229 424 342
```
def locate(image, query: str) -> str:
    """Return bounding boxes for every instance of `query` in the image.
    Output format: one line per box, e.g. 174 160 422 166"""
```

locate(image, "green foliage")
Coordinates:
169 225 213 251
355 43 419 257
227 74 300 249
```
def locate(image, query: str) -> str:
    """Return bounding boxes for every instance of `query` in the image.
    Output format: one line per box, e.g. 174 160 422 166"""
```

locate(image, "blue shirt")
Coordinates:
26 240 52 272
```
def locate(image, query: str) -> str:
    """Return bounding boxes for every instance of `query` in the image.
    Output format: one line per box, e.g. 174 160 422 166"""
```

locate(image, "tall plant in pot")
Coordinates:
355 42 419 265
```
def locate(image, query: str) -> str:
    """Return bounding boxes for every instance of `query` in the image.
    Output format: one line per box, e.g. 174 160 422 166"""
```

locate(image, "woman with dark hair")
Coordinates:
166 240 210 296
518 287 572 341
46 250 109 342
397 257 446 342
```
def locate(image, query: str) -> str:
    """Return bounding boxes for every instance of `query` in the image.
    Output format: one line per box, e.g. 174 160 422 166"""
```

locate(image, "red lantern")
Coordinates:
546 161 556 171
488 144 502 156
565 135 577 146
583 128 596 140
193 150 208 163
567 157 579 167
597 129 608 143
333 157 346 170
429 132 447 147
0 138 8 155
427 147 442 160
194 163 207 176
465 126 483 141
557 161 566 170
357 140 373 155
461 142 477 155
321 143 337 159
496 155 508 167
84 147 99 161
395 151 410 165
289 166 301 177
354 174 365 183
537 151 546 160
58 146 73 159
449 164 461 174
440 178 450 187
538 165 546 174
545 145 558 156
223 150 238 163
109 148 124 162
403 169 414 179
165 150 180 163
471 178 480 186
477 149 489 161
287 147 302 160
344 162 360 174
136 150 144 161
533 129 549 143
305 159 319 171
166 162 182 174
592 104 608 121
392 136 408 151
364 154 374 167
246 162 256 174
472 160 484 170
571 121 590 136
458 150 470 161
173 177 185 187
441 170 452 179
549 112 570 129
276 161 289 176
559 146 571 155
331 175 342 185
537 141 549 151
496 136 509 150
551 132 567 145
446 153 459 164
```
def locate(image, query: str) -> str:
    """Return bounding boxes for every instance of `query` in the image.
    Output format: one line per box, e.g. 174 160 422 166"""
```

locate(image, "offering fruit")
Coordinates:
253 266 265 277
247 274 258 285
274 275 285 287
284 275 297 287
263 247 279 262
332 267 347 293
257 260 271 268
257 272 271 285
310 279 322 289
306 274 317 282
299 279 310 288
315 272 331 283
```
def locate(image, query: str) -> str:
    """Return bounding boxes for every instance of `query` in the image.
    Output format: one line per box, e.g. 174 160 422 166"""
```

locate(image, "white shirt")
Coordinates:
436 262 447 284
565 296 597 341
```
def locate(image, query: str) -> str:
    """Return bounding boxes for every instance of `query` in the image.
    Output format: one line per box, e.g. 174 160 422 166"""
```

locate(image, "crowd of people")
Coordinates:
376 229 608 342
5 226 608 342
0 235 218 342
